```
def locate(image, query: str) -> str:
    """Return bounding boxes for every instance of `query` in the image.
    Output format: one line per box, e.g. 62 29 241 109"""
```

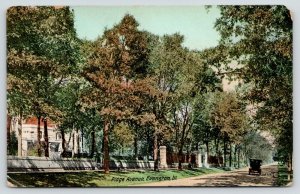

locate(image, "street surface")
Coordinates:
138 164 278 187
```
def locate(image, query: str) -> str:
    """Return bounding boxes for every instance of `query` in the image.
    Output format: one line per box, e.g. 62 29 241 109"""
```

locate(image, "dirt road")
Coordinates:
137 164 279 187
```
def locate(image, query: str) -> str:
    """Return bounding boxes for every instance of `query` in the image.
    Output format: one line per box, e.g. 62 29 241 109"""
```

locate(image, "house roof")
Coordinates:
25 117 56 127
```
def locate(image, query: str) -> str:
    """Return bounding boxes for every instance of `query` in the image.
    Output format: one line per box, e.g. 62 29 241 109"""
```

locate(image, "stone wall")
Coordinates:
7 156 96 172
108 160 155 169
7 156 155 172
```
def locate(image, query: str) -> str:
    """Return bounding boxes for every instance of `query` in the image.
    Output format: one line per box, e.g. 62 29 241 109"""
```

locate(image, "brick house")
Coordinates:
9 117 82 157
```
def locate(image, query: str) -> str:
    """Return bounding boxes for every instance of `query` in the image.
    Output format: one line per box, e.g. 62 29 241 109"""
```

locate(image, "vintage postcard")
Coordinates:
6 5 292 187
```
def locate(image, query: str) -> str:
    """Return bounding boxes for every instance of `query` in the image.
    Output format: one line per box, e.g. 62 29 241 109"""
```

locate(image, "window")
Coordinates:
56 132 62 140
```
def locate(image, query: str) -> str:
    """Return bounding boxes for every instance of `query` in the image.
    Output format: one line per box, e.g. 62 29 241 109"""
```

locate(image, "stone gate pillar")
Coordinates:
204 152 209 168
196 151 202 167
159 146 168 169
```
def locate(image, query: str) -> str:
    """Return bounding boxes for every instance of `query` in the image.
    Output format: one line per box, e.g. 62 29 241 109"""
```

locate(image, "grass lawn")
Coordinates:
8 168 224 187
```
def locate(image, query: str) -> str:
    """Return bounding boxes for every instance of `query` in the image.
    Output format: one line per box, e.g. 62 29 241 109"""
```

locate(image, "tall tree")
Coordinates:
83 14 159 173
210 92 248 167
191 49 223 161
7 6 80 157
215 5 292 169
149 33 221 170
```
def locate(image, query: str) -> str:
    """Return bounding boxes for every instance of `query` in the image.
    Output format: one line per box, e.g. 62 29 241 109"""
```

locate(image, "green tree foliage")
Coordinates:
7 6 80 157
149 33 194 169
83 14 161 173
55 78 101 157
192 93 218 158
215 5 292 168
191 49 223 160
193 90 248 167
212 92 247 142
149 33 223 169
112 122 134 154
241 131 274 164
7 7 284 173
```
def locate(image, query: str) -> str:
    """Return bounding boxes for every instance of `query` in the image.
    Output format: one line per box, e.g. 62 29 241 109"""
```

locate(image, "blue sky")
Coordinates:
72 6 221 51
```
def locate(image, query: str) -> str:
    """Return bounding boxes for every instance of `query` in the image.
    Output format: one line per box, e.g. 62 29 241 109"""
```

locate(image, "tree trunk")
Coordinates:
223 137 226 167
90 129 96 158
178 147 183 170
72 130 75 158
153 133 159 171
37 116 42 157
187 146 192 169
66 131 72 150
243 151 247 166
103 119 110 174
229 143 232 167
43 117 49 157
215 137 220 166
146 130 150 160
7 115 12 154
237 147 240 168
233 145 237 168
81 128 84 154
61 128 66 156
76 128 80 158
214 138 217 155
288 152 293 172
134 135 138 158
288 152 292 181
205 141 209 159
17 113 23 157
101 134 104 153
290 153 293 172
178 123 188 170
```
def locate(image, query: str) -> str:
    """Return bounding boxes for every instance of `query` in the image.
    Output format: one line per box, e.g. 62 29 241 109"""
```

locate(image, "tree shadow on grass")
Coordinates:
8 172 103 187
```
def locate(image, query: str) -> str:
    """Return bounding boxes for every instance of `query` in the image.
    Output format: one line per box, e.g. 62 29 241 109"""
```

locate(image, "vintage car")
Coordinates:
248 159 262 175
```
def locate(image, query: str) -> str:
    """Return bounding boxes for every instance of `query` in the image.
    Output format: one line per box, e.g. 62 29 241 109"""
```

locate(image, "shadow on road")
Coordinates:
192 165 278 187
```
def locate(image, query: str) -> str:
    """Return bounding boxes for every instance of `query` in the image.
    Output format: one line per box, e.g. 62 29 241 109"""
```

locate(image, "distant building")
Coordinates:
9 117 83 157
